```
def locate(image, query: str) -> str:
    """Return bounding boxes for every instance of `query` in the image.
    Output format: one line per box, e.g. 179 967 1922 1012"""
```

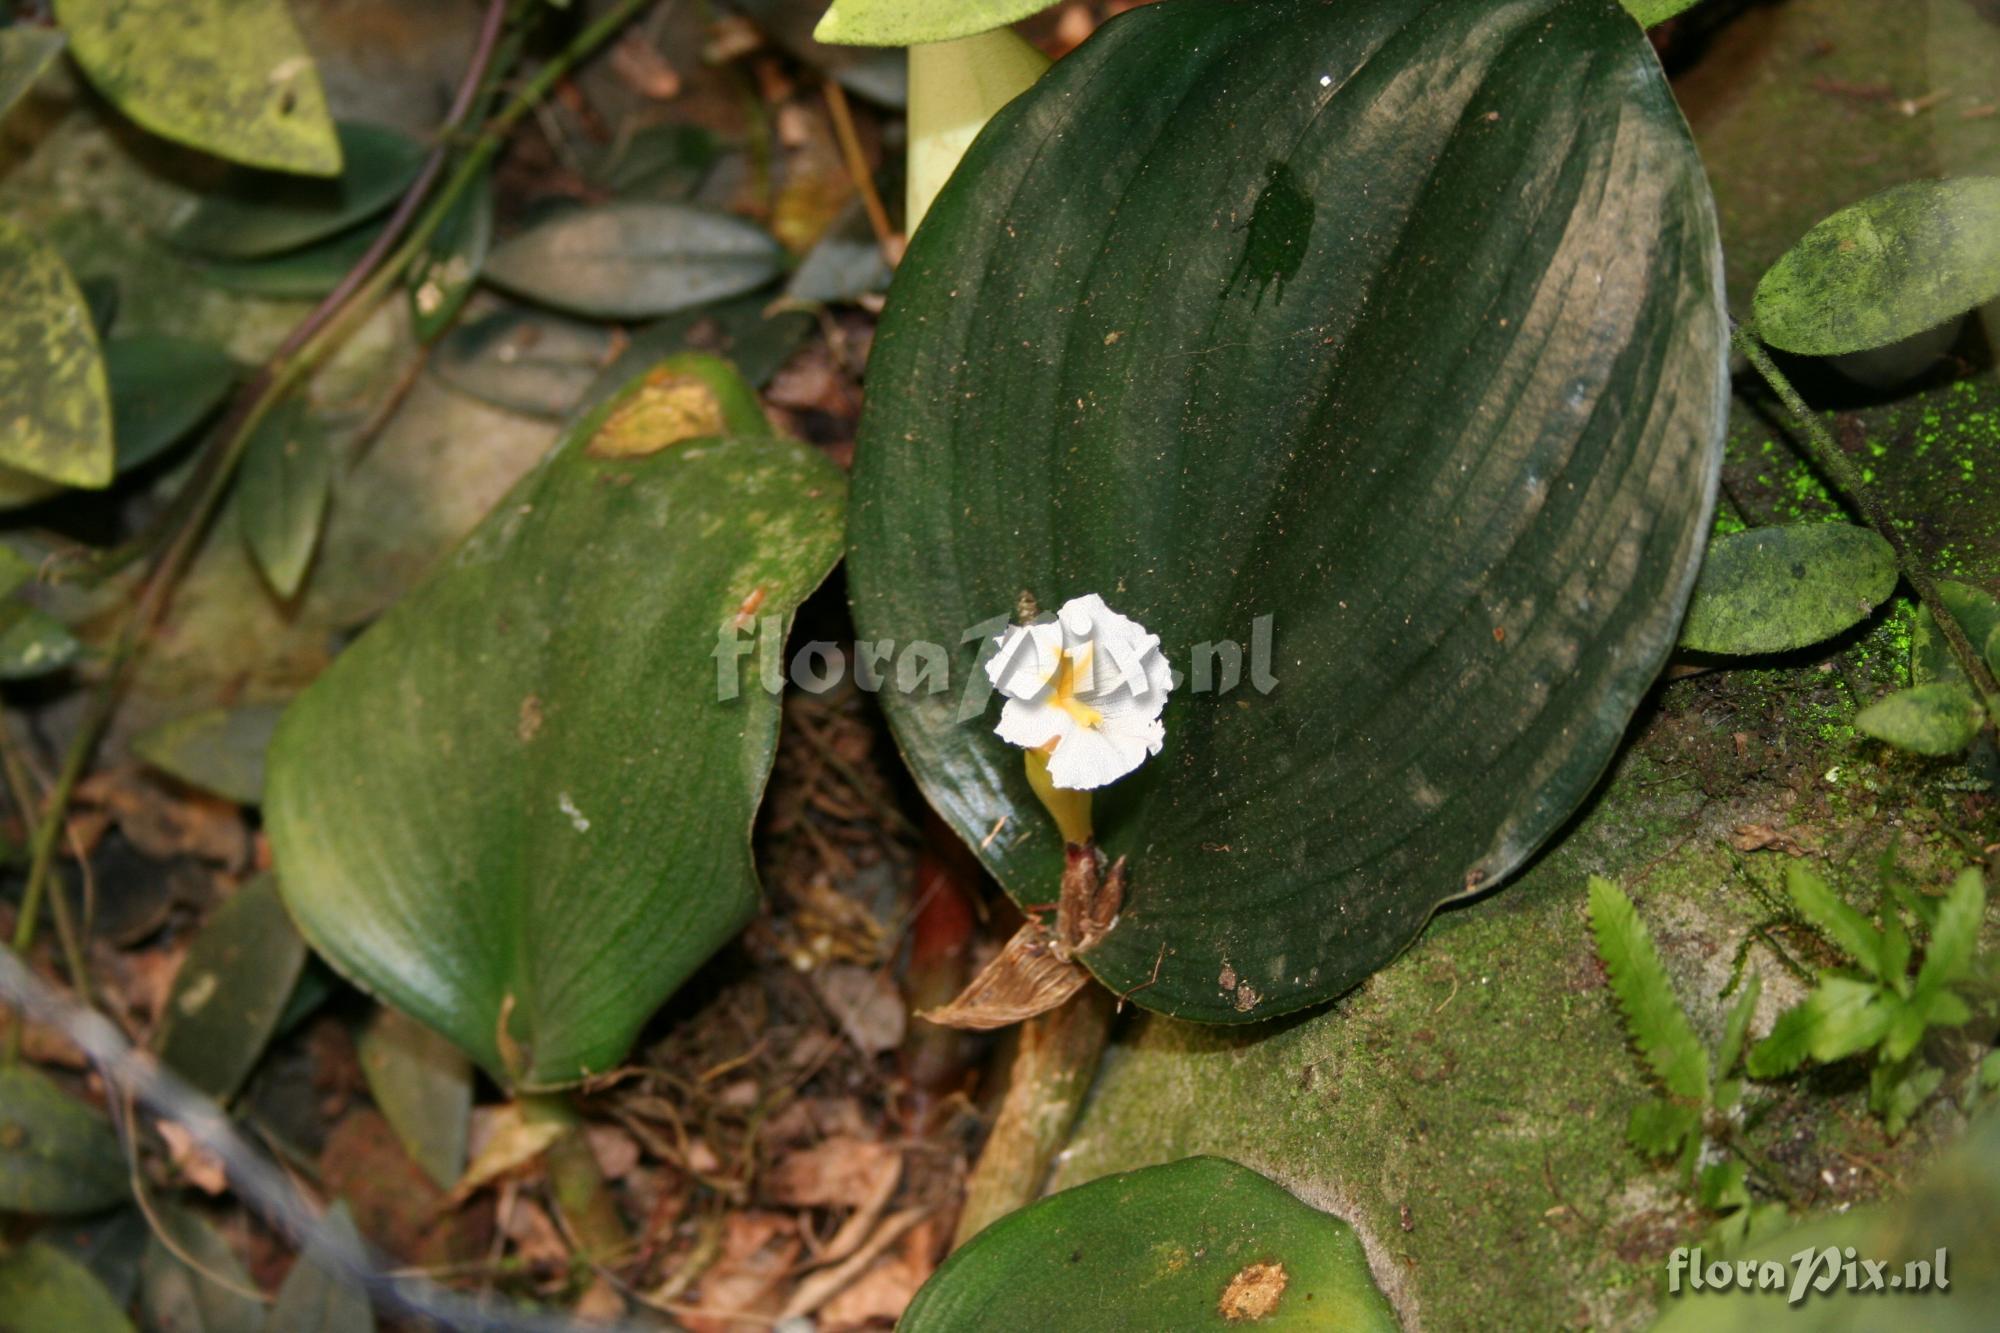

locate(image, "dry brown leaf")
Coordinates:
75 768 249 867
1731 823 1809 855
609 28 680 99
680 1211 800 1333
919 918 1088 1031
451 1103 565 1204
818 1214 944 1330
585 1123 642 1181
812 963 906 1055
766 1135 899 1211
156 1119 229 1194
781 1206 932 1323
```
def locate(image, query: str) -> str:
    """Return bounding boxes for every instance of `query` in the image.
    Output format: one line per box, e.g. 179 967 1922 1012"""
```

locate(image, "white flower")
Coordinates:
985 593 1173 790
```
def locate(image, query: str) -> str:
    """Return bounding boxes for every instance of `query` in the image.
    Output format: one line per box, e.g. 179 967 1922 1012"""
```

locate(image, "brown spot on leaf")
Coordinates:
1218 1259 1288 1321
517 694 544 743
586 370 725 458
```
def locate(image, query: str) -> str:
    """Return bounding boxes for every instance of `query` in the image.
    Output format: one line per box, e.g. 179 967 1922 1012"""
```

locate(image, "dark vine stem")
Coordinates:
1732 320 2000 723
4 0 663 1060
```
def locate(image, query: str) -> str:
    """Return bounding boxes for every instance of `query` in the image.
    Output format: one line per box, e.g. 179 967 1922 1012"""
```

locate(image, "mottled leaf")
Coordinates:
0 26 65 121
266 358 847 1087
132 703 286 806
483 202 783 320
165 122 422 260
1679 524 1897 654
849 0 1727 1019
0 217 112 487
1753 177 2000 356
0 1242 135 1333
53 0 340 176
356 1007 471 1191
1622 1 1706 24
155 875 310 1102
902 1157 1398 1331
236 397 332 600
1855 682 1984 756
0 1066 127 1216
267 1202 372 1333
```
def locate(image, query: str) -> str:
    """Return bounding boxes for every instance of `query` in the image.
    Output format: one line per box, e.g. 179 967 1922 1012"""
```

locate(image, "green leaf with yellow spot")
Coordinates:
54 0 340 176
0 218 112 489
266 356 845 1088
902 1157 1398 1331
1679 524 1897 655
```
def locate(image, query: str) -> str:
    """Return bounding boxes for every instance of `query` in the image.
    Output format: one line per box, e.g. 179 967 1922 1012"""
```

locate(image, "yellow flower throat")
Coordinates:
1047 645 1103 730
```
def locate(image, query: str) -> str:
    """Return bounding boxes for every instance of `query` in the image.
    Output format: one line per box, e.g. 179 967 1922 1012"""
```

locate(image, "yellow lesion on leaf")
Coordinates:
586 370 725 459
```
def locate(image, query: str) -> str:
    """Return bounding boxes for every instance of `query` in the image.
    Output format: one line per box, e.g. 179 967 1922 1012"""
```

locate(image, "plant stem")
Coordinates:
952 984 1115 1249
1733 322 2000 720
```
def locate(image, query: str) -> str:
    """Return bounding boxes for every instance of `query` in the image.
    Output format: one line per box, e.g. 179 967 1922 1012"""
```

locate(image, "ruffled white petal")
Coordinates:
985 593 1176 790
1044 711 1164 790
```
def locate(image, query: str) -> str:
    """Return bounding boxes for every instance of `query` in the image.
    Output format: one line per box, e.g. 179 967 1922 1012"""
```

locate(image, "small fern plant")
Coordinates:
1587 877 1787 1252
1746 863 1993 1136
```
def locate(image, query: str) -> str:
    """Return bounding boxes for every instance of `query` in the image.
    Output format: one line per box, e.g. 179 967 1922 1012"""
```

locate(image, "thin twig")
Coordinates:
1733 321 2000 721
823 79 899 264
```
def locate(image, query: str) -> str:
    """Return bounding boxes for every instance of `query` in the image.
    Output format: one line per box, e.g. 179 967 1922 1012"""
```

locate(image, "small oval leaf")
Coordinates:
131 703 285 806
266 360 847 1088
357 1008 471 1191
1911 580 2000 687
0 1242 135 1333
54 0 340 176
268 1202 373 1333
196 223 382 300
1855 682 1984 756
156 875 310 1102
236 397 333 600
0 602 82 679
410 172 494 343
0 26 66 122
902 1157 1398 1331
105 334 237 472
482 202 784 320
431 309 617 420
0 1066 128 1216
1678 524 1898 654
0 218 112 488
165 122 423 260
1753 177 2000 356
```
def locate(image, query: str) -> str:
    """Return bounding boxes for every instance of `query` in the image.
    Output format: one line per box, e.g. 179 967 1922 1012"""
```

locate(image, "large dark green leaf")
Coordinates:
0 26 65 121
482 202 784 320
901 1157 1398 1331
0 218 112 488
266 357 846 1088
848 0 1727 1021
165 122 422 260
0 1067 127 1216
156 875 309 1102
1678 524 1898 654
1753 178 2000 356
0 1242 135 1333
53 0 339 176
